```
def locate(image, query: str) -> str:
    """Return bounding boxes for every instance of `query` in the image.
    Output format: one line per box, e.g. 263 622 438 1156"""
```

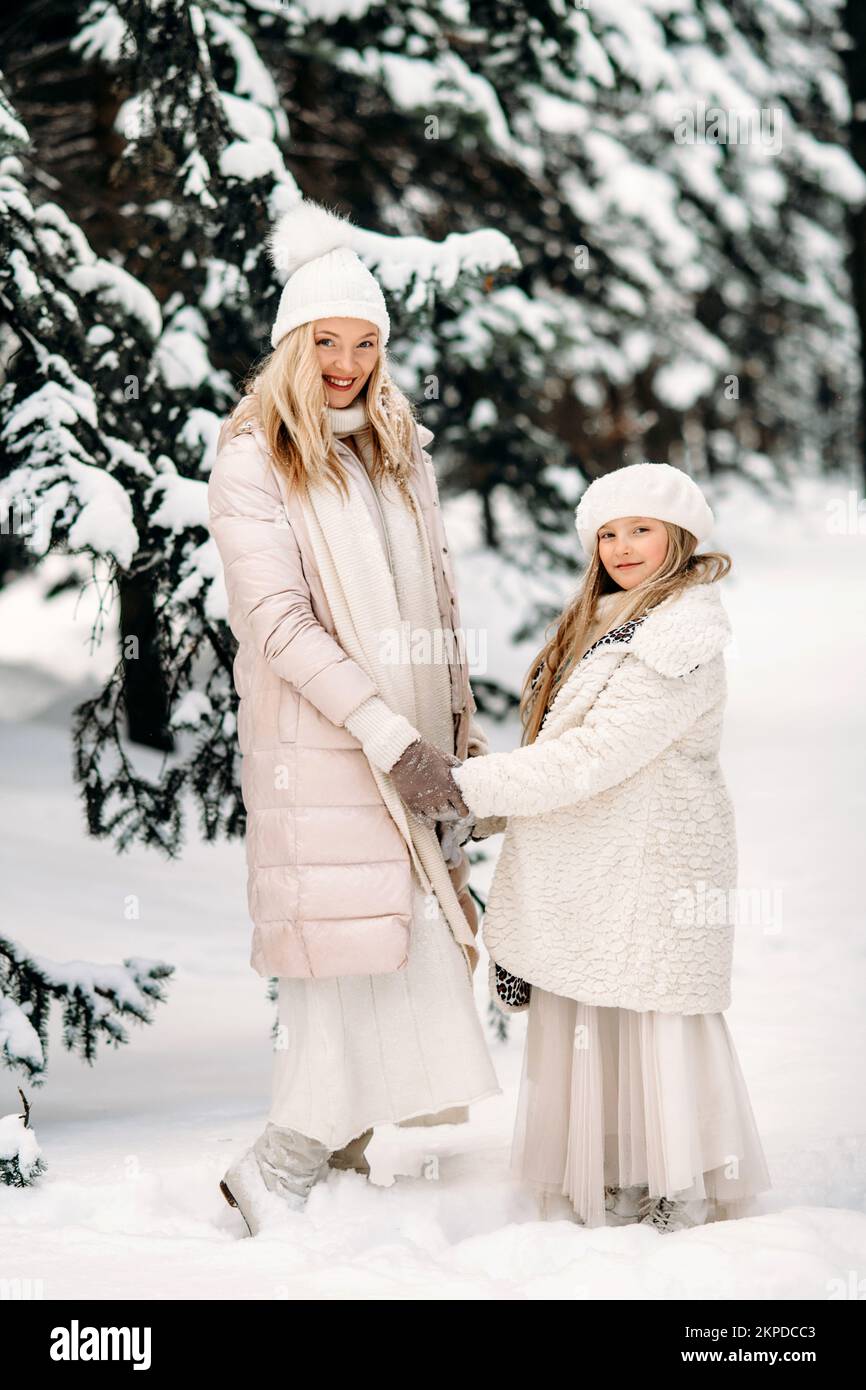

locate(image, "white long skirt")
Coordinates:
268 879 502 1151
512 985 772 1227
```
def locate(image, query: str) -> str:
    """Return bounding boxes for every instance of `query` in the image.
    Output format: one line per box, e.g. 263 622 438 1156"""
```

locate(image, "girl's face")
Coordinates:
596 516 669 588
314 318 379 408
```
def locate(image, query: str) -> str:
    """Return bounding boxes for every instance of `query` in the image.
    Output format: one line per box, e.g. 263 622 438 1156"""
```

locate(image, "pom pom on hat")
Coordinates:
268 201 359 281
267 199 391 349
574 461 715 558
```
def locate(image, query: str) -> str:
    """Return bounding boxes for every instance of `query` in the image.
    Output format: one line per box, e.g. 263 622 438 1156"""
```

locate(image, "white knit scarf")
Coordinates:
302 400 477 960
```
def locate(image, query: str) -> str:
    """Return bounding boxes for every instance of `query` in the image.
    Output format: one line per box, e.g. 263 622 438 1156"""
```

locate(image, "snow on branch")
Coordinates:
0 936 174 1081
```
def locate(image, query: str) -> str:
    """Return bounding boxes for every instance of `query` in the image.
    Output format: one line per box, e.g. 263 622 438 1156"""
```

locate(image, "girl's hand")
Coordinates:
438 811 477 867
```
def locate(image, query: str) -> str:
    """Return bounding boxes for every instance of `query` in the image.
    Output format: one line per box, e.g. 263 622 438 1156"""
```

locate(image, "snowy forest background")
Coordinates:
1 0 865 1297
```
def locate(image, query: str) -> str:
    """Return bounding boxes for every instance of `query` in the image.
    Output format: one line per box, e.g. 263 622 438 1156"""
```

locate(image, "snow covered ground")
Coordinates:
1 471 864 1299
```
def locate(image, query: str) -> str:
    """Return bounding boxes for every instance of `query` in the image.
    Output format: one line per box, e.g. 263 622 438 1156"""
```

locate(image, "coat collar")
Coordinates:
538 580 731 738
625 580 732 678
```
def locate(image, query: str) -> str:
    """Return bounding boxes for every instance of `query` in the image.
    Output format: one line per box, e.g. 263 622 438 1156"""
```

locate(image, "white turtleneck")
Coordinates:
327 398 369 438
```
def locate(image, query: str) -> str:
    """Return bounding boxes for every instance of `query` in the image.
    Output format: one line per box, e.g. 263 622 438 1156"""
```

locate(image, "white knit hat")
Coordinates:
267 200 391 349
574 462 714 558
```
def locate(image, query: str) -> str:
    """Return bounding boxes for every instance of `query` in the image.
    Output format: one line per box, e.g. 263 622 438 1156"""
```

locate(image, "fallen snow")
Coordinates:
0 470 864 1298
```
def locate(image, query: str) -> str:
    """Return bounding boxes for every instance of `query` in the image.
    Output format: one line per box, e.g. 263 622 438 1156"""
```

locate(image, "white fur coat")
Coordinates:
452 581 738 1014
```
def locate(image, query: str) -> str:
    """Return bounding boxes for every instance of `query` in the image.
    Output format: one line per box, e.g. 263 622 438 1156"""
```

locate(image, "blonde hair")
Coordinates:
520 522 732 746
224 321 418 503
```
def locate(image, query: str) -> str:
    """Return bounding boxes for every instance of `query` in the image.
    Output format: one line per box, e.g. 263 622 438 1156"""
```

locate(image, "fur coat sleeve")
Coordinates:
453 653 720 820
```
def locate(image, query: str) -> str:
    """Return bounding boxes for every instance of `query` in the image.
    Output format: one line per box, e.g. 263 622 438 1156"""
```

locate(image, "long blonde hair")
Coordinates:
520 523 732 746
224 322 418 502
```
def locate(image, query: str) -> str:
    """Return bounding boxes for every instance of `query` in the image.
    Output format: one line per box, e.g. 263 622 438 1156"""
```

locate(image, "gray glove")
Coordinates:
438 812 477 867
389 738 470 821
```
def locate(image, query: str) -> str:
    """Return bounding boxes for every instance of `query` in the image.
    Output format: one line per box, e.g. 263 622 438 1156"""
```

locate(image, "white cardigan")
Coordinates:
453 581 739 1014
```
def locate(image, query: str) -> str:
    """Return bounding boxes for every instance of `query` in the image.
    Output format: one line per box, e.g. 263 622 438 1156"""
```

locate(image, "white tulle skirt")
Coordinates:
511 985 772 1227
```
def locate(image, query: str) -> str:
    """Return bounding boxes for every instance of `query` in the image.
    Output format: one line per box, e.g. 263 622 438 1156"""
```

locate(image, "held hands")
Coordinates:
388 737 470 823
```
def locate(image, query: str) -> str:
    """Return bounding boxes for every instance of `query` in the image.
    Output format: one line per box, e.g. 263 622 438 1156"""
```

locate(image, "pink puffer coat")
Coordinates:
207 405 486 979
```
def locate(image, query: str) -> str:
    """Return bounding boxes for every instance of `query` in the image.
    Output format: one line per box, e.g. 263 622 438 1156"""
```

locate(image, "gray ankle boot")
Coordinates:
220 1123 331 1236
253 1122 332 1202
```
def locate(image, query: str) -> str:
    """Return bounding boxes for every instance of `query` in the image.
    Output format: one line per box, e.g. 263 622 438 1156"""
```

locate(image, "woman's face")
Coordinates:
596 516 669 588
314 318 379 408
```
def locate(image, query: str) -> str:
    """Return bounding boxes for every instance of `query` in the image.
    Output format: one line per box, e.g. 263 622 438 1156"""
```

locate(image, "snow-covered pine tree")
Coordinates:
1 0 863 868
1 5 518 869
0 930 172 1088
0 85 176 1083
0 1090 47 1188
0 72 200 850
103 0 848 733
1 0 305 852
258 0 865 636
841 0 866 488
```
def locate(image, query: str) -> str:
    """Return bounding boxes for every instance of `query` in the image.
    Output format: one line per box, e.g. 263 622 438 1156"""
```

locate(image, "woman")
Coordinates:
448 464 772 1231
207 200 500 1236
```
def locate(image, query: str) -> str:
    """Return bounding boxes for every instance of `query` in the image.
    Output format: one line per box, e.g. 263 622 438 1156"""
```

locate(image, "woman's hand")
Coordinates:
389 739 470 821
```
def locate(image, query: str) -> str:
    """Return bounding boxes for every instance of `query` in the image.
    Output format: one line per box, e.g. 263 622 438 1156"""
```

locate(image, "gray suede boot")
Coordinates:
220 1123 331 1236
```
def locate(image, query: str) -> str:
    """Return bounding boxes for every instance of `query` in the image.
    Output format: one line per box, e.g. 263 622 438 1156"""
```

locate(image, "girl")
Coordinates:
448 463 772 1232
207 200 500 1235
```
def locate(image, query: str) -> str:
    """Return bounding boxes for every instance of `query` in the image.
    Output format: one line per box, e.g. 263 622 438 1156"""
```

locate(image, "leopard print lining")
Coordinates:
493 962 532 1010
581 613 648 660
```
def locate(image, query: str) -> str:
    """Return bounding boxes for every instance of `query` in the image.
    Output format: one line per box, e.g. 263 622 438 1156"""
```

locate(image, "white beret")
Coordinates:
574 462 714 558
